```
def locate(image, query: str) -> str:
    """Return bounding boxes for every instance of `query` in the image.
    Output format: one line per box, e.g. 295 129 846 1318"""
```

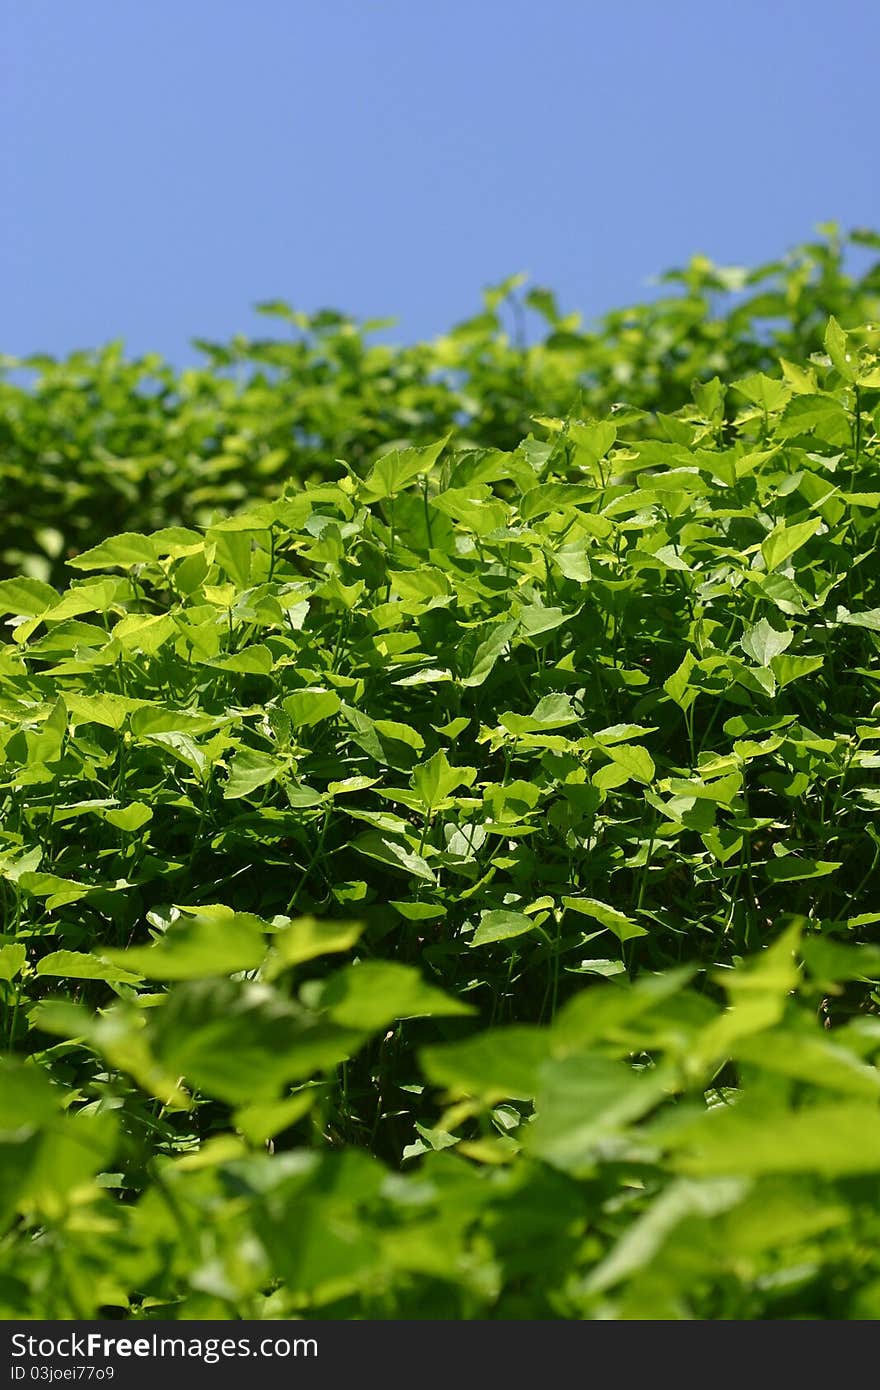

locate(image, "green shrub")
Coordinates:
2 243 880 1318
3 225 879 584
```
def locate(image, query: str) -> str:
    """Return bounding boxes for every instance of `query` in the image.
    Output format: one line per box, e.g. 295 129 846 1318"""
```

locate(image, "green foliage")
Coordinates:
3 225 880 585
2 229 880 1319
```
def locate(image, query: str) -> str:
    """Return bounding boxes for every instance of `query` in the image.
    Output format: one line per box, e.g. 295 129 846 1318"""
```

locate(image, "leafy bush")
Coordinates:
2 234 880 1319
3 225 879 584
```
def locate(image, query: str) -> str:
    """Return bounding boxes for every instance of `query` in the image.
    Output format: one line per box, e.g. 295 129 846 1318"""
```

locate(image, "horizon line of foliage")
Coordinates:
1 226 880 1318
3 223 880 585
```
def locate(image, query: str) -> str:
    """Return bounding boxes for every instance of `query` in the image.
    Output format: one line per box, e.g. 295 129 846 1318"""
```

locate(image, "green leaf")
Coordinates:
208 643 274 675
823 316 855 381
584 1177 747 1295
764 857 841 882
771 653 823 687
777 394 850 440
224 747 284 800
518 604 567 638
390 901 447 921
761 517 822 572
731 373 790 412
0 577 58 616
249 1149 384 1299
801 938 880 984
283 687 342 727
501 693 578 735
411 749 477 810
318 961 474 1029
103 802 153 832
352 831 436 883
0 1058 60 1132
105 904 268 979
263 917 363 976
562 897 648 942
602 743 655 786
740 617 793 667
461 619 518 688
733 1028 880 1097
0 944 27 982
152 980 365 1104
36 950 142 985
363 438 448 500
419 1026 547 1101
526 1054 671 1174
18 872 90 909
663 650 698 710
67 533 158 571
841 608 880 632
674 1098 880 1177
470 910 536 947
233 1091 317 1145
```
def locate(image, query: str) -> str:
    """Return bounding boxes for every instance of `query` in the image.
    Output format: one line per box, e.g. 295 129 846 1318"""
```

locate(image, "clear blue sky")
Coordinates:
3 0 879 363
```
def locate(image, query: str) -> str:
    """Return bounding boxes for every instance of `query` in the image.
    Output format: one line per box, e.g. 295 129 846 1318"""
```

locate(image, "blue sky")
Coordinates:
3 0 879 363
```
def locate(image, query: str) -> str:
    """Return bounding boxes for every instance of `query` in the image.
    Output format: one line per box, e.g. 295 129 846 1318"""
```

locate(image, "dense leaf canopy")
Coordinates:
2 227 880 1319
